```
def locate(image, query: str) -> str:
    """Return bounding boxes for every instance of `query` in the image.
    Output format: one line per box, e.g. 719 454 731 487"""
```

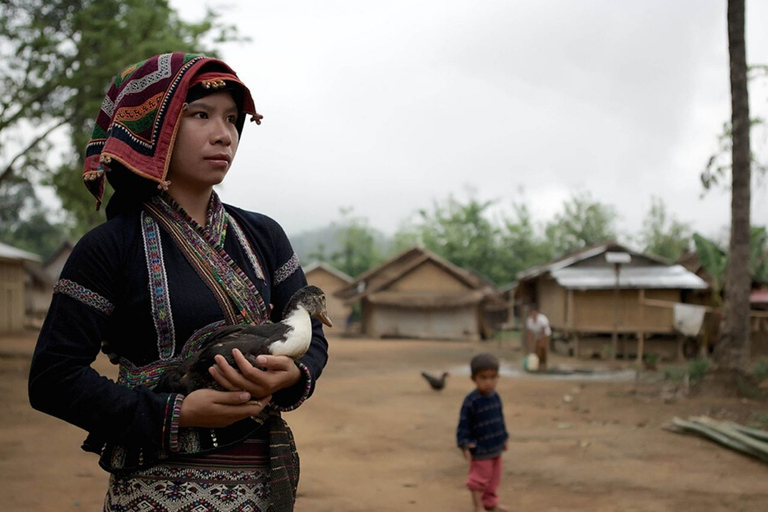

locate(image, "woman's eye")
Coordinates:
193 111 208 119
227 115 238 124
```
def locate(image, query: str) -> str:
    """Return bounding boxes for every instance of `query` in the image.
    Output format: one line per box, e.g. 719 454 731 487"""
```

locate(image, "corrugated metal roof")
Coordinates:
551 264 708 290
0 241 41 263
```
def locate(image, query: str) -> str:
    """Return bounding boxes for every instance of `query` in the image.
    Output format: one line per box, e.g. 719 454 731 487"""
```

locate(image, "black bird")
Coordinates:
421 371 449 391
154 285 332 395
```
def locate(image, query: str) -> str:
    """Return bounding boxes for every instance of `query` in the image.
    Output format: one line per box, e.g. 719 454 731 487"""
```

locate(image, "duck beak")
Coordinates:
318 311 333 328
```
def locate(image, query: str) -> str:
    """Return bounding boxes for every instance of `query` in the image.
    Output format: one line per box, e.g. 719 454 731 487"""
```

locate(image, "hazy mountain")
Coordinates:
288 224 395 268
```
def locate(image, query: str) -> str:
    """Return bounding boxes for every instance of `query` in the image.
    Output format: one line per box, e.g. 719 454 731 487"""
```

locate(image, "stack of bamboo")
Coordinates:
666 416 768 464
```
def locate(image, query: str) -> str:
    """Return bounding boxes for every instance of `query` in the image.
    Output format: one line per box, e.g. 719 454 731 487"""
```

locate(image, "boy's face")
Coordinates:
472 368 499 395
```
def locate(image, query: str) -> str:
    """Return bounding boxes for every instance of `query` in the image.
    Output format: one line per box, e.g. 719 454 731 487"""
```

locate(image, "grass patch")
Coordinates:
664 359 710 383
753 358 768 381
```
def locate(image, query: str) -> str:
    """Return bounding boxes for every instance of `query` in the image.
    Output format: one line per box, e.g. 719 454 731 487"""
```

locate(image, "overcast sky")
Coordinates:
170 0 768 243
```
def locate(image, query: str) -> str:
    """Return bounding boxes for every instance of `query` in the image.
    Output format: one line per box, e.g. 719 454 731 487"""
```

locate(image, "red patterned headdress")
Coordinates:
83 53 262 210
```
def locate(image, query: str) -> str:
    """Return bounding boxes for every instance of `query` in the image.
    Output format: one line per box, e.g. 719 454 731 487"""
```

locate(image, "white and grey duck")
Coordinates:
154 285 332 395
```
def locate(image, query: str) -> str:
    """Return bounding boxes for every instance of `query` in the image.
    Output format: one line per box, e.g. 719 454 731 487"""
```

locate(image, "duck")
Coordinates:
421 371 449 391
154 285 332 395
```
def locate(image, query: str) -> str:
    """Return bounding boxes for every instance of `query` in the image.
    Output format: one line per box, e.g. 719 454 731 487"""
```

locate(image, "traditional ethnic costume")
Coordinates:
29 53 328 512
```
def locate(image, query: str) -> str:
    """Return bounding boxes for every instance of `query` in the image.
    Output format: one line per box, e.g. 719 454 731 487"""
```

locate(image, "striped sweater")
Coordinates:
456 389 509 460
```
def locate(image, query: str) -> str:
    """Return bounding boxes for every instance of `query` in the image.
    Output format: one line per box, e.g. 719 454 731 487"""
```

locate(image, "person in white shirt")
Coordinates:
525 304 551 370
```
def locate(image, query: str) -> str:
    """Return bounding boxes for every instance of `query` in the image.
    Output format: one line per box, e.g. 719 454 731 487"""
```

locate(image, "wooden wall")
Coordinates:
305 268 352 329
570 288 678 333
537 278 566 326
367 304 479 340
388 261 470 293
0 260 25 333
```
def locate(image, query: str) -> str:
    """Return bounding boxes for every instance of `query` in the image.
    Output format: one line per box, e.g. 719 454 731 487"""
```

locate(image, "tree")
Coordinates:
700 63 768 190
329 207 384 278
499 202 553 280
638 196 691 261
544 191 617 256
395 193 507 284
0 0 242 241
0 174 68 258
715 0 752 375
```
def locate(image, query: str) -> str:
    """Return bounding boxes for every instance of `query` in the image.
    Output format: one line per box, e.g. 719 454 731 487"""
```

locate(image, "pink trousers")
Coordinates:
466 456 502 509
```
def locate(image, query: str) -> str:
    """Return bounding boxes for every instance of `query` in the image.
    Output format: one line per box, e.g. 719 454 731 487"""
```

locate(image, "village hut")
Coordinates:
515 243 708 360
302 261 354 332
0 242 41 334
334 246 501 341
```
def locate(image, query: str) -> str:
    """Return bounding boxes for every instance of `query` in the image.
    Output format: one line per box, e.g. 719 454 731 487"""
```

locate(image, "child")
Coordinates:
457 353 509 512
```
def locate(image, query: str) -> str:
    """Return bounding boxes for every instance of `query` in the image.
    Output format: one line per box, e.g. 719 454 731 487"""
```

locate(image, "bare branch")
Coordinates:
0 119 68 186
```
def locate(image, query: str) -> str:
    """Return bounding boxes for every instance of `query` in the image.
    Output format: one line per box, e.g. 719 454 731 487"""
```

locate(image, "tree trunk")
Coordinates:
714 0 751 374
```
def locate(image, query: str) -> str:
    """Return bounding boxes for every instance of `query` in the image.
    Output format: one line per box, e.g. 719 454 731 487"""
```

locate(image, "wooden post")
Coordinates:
637 289 645 364
612 264 620 360
567 289 576 358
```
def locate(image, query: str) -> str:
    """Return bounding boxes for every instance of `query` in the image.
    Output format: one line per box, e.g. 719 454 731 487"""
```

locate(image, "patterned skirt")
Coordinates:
103 438 270 512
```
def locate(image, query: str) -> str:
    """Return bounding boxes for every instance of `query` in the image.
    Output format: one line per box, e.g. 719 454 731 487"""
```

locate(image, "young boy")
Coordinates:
457 353 509 512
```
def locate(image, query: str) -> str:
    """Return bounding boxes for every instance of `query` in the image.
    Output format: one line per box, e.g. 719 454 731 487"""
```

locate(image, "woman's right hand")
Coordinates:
178 389 272 428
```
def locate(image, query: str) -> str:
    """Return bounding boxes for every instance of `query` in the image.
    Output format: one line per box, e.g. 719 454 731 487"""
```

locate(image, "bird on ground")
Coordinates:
421 371 449 391
154 285 332 395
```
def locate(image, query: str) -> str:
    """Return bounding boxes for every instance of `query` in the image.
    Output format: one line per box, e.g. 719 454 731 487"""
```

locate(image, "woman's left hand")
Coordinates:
209 349 301 399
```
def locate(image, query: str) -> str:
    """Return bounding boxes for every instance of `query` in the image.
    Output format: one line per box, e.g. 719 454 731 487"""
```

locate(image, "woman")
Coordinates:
28 52 328 512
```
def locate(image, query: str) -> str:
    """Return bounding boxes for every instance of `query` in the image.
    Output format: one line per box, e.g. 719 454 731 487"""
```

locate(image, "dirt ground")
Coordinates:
1 331 766 512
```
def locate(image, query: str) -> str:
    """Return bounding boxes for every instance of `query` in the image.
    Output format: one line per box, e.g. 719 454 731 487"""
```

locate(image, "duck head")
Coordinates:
287 285 333 328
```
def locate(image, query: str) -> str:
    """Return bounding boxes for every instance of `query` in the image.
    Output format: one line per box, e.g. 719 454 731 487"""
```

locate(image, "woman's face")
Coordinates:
167 90 240 194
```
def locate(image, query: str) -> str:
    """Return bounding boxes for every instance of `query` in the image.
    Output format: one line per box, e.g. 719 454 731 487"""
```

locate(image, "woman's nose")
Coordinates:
211 119 233 146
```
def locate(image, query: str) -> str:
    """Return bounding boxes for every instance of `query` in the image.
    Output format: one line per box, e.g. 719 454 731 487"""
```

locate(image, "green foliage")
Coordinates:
638 196 691 261
499 202 554 278
328 207 385 278
414 194 501 280
664 358 709 383
693 232 727 305
544 191 617 257
395 193 509 284
753 358 768 382
692 228 768 304
0 0 244 245
0 174 68 258
701 65 768 191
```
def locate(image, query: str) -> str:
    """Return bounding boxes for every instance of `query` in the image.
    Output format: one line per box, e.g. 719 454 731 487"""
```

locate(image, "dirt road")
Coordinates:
1 333 766 512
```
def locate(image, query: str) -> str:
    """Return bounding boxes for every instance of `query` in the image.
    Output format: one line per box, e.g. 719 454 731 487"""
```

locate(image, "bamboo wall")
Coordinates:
388 261 470 293
367 303 479 340
0 260 25 333
569 288 678 333
305 269 352 328
537 278 566 325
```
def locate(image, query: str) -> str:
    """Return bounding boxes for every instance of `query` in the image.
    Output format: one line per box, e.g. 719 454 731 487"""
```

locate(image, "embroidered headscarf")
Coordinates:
83 52 262 212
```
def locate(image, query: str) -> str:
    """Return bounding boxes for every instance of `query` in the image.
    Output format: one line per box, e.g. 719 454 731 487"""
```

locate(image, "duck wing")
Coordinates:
153 323 292 394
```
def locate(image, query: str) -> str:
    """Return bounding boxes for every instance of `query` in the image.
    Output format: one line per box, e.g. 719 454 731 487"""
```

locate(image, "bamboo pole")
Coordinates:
567 289 577 358
637 289 645 363
668 416 768 464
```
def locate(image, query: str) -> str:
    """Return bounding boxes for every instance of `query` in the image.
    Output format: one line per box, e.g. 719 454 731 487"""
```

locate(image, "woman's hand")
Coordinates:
178 389 272 428
209 349 302 399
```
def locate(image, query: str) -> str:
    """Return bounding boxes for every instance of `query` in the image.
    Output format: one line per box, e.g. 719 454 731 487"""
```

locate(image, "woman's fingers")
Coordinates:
179 389 273 428
210 352 270 397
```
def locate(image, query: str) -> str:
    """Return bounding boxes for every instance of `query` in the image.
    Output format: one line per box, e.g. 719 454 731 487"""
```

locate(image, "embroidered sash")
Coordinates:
143 193 269 326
